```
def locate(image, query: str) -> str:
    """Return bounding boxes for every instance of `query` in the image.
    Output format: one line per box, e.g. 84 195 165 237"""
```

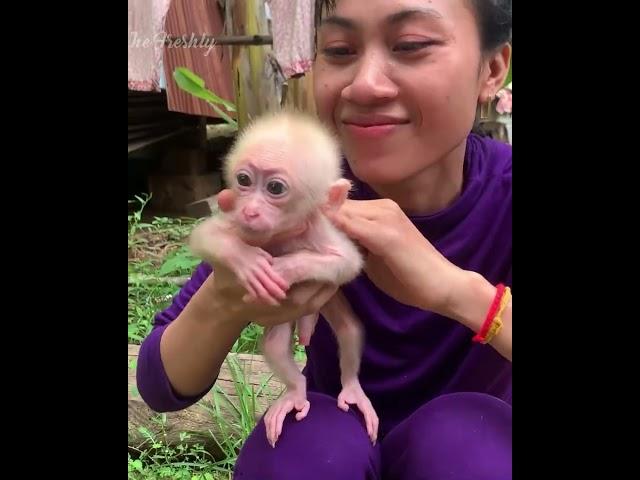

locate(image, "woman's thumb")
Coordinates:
217 189 236 212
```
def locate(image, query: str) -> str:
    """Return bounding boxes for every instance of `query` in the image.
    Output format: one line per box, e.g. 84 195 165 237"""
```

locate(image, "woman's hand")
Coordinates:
324 199 463 315
212 260 337 329
324 198 511 362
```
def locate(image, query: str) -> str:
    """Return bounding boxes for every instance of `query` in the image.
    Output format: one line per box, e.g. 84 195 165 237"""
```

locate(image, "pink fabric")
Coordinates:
496 83 512 115
128 0 172 91
267 0 314 79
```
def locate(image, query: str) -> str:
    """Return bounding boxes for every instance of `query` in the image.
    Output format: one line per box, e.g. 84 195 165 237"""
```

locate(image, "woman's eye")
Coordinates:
266 180 287 196
236 173 252 187
323 46 354 57
393 41 433 53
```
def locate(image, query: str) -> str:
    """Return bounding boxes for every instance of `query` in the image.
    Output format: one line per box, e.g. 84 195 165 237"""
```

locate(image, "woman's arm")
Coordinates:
157 272 246 398
325 199 512 362
136 262 339 412
136 263 241 412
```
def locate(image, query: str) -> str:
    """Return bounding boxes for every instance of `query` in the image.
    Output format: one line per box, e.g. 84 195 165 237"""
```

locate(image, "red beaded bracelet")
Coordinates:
472 283 509 344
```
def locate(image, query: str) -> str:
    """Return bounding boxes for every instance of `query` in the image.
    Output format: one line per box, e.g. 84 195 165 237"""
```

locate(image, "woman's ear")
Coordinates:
479 43 511 103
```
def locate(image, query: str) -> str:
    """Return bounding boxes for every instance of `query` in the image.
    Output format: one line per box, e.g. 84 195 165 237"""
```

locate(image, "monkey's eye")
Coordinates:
266 180 287 196
236 172 252 187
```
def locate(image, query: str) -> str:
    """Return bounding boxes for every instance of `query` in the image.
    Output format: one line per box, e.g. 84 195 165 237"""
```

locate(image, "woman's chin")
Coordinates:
348 158 412 187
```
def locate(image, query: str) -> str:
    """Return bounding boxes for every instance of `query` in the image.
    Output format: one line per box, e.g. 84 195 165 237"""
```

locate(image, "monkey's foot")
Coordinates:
264 389 310 448
230 245 289 305
337 382 379 445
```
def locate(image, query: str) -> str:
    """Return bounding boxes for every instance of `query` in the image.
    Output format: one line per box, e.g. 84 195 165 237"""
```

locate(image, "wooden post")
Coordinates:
225 0 281 130
282 69 317 115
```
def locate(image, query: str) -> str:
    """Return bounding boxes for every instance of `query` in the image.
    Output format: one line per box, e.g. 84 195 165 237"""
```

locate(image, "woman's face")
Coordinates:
313 0 499 186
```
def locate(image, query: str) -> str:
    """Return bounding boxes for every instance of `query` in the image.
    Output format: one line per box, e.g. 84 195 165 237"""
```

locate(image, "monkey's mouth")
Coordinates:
240 222 266 232
238 221 271 236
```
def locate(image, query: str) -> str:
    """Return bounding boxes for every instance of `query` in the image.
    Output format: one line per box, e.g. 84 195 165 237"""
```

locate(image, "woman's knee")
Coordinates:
234 391 380 480
382 392 511 480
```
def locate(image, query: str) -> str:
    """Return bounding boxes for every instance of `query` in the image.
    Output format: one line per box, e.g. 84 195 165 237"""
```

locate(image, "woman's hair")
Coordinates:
469 0 511 52
314 0 512 53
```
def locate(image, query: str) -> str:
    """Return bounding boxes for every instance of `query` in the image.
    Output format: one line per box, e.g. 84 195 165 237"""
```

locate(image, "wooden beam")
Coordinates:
185 194 219 218
165 34 272 46
128 275 189 286
128 128 192 154
206 123 237 140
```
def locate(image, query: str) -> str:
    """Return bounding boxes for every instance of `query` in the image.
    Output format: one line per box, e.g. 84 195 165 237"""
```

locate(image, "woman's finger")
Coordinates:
217 189 236 212
334 198 395 220
327 211 385 254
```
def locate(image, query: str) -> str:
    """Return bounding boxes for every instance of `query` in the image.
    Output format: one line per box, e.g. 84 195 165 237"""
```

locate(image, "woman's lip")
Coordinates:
342 122 403 138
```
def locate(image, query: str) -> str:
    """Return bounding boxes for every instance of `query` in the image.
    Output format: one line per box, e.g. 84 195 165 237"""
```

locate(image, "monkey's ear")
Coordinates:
326 179 352 210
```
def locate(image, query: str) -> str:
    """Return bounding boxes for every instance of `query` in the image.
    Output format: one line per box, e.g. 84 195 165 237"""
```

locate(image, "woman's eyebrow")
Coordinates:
320 7 444 31
388 8 444 25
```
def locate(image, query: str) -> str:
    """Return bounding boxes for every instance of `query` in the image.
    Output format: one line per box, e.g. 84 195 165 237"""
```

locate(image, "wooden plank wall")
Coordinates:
162 0 235 119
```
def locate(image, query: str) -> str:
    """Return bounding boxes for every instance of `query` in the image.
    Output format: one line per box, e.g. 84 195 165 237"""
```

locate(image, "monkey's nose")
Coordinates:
242 207 259 221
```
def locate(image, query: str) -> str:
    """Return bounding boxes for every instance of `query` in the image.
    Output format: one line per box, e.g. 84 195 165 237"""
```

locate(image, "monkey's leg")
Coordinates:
322 293 379 445
296 312 319 346
261 322 310 447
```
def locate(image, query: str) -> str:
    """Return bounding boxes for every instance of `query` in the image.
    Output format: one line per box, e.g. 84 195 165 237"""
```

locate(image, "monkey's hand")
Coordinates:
227 244 290 306
189 217 289 305
337 381 379 445
264 389 310 448
270 254 306 285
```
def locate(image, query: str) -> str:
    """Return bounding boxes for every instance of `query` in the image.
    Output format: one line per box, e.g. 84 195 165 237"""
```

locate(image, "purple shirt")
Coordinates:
136 133 512 435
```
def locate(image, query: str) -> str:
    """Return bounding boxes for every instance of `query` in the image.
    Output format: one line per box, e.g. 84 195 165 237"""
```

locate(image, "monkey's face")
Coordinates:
229 162 307 241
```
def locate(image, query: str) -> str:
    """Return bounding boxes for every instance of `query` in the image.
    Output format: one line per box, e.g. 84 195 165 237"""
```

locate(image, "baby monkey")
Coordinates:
189 110 378 447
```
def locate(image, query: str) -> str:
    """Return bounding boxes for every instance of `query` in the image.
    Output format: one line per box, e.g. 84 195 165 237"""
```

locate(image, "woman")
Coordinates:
137 0 512 478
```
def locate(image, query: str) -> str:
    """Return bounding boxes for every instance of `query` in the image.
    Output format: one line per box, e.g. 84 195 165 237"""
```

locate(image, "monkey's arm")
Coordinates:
272 219 364 287
272 249 360 287
189 215 289 305
189 215 250 267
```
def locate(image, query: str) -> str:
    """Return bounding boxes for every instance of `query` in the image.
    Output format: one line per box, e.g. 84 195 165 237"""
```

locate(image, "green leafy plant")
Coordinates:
129 194 154 248
204 355 277 471
504 60 512 87
128 208 200 344
173 67 238 128
128 416 222 480
158 246 201 276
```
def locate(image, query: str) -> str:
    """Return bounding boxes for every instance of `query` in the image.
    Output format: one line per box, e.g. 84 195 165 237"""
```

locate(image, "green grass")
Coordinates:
128 195 305 479
128 353 277 480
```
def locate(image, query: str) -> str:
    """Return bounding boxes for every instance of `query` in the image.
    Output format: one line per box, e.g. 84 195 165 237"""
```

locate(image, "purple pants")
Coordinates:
234 391 511 479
